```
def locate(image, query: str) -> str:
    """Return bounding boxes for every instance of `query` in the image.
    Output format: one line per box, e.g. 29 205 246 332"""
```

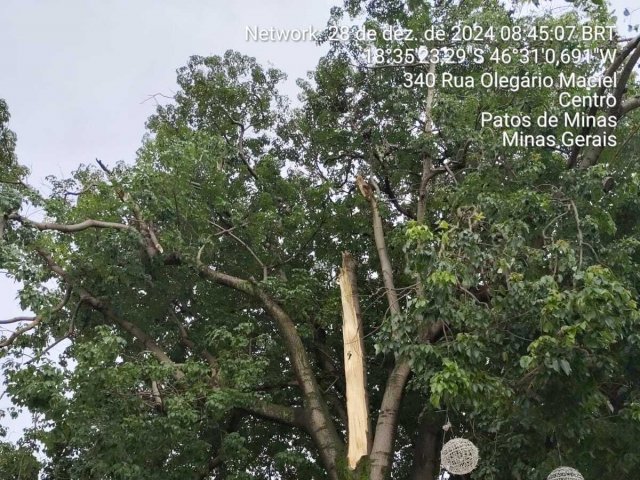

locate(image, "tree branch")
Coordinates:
241 401 307 429
235 125 259 181
369 359 411 480
0 287 71 348
356 174 417 480
0 316 38 325
95 159 164 256
570 34 640 168
197 252 344 479
356 176 400 318
36 248 184 380
417 59 438 222
170 308 219 376
620 96 640 116
380 176 416 220
25 298 84 365
10 213 136 234
209 220 268 280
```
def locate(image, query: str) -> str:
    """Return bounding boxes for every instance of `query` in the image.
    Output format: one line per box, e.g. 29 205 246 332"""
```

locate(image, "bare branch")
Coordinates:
140 92 174 105
443 161 459 186
417 59 438 222
356 175 400 317
0 287 71 348
10 213 135 234
0 316 37 325
96 158 113 176
209 220 268 280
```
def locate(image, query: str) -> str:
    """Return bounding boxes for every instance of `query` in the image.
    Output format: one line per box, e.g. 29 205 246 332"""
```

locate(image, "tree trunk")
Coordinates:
410 418 440 480
369 359 412 480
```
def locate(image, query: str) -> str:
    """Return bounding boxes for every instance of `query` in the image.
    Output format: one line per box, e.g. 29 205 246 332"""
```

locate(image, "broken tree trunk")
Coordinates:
339 251 371 470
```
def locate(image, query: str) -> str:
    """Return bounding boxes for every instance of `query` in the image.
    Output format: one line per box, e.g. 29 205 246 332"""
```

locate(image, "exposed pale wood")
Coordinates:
339 251 371 469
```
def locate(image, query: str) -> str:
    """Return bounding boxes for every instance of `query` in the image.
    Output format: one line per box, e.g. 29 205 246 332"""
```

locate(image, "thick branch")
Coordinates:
369 359 412 480
571 35 640 168
241 401 307 429
10 213 135 234
356 176 400 318
621 96 640 116
9 213 158 259
613 40 640 106
0 316 38 325
339 252 371 469
197 259 343 480
36 249 184 380
357 175 414 480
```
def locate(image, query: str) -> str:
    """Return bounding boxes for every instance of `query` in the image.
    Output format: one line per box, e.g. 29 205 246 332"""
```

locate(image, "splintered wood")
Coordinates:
339 251 371 469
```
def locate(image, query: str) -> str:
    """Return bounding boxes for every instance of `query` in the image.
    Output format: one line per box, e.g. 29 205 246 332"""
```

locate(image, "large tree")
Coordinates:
2 1 640 479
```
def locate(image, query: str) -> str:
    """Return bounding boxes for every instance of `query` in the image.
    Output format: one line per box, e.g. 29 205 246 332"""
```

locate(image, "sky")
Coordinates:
0 0 634 444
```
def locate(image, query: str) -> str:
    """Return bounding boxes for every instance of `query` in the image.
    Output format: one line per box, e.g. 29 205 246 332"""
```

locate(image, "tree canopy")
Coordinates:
2 1 640 479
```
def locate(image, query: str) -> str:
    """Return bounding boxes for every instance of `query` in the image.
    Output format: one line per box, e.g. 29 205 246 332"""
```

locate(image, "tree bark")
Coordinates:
198 266 344 480
369 359 411 480
409 418 440 480
357 175 413 480
578 36 640 168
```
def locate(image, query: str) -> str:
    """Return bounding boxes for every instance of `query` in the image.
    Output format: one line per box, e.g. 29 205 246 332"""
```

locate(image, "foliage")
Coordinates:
0 441 40 480
2 0 640 479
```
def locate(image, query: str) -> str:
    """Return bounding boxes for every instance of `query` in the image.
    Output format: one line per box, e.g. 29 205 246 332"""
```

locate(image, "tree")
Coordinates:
2 1 640 479
0 441 40 480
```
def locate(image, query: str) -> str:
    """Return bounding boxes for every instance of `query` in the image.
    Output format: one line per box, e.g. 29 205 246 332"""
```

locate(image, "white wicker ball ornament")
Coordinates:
440 438 479 475
547 467 584 480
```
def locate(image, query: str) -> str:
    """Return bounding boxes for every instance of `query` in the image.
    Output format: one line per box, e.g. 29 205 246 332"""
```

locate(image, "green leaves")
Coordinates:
429 359 472 408
0 442 40 480
3 0 640 477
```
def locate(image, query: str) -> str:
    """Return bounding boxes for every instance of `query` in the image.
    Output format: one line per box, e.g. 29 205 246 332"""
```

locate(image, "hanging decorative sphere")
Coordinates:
440 438 479 475
547 467 584 480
